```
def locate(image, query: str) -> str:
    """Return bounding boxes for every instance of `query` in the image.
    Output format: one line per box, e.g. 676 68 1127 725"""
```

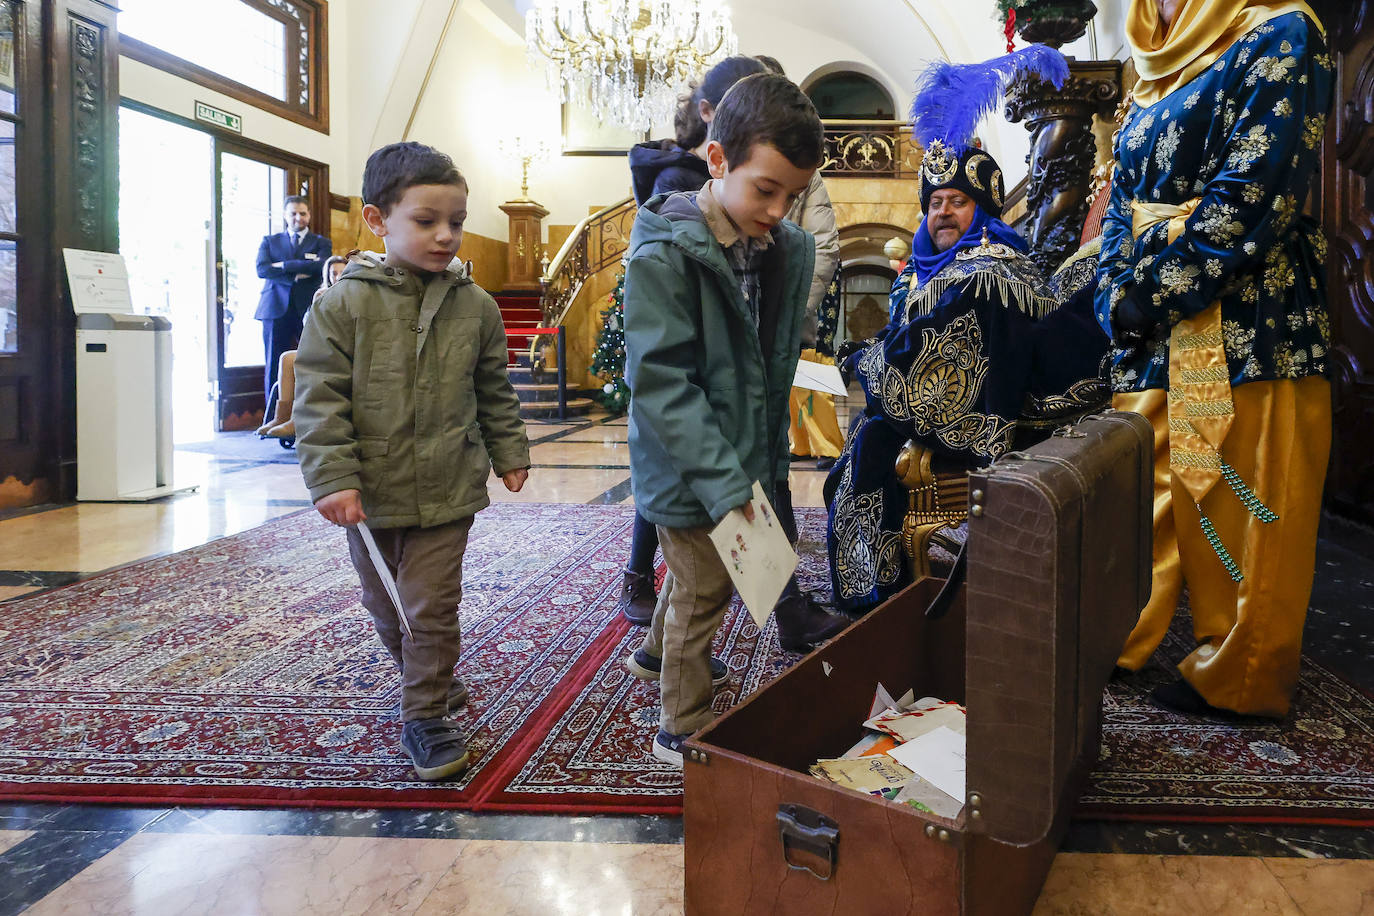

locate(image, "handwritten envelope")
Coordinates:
708 480 799 628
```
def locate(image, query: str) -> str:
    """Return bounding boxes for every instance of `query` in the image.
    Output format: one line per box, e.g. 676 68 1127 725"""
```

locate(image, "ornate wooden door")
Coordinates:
1316 0 1374 523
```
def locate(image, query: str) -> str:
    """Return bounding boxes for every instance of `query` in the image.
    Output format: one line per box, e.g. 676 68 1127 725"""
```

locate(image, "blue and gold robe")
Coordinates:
825 239 1109 613
1095 11 1334 391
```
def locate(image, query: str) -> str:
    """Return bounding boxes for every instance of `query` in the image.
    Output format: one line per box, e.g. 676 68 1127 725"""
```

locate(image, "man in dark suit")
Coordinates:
255 195 332 399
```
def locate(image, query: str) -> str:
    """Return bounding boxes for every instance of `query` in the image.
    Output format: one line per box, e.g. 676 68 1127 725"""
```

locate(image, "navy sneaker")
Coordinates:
626 648 729 688
652 729 690 767
401 716 471 781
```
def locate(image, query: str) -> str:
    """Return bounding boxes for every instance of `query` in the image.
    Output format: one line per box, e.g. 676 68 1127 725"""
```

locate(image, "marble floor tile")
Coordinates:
413 840 682 916
0 829 31 855
787 466 830 508
529 440 632 466
0 502 283 573
1032 853 1302 915
557 426 629 446
486 468 629 505
1263 858 1374 915
23 833 465 916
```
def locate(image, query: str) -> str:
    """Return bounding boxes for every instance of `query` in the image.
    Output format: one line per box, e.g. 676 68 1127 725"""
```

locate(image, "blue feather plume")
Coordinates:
909 45 1069 151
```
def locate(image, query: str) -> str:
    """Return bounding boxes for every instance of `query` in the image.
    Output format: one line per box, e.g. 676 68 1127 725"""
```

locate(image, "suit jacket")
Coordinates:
255 230 332 320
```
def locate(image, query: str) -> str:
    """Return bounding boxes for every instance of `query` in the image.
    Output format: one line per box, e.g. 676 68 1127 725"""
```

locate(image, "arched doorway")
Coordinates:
805 71 896 121
836 223 908 344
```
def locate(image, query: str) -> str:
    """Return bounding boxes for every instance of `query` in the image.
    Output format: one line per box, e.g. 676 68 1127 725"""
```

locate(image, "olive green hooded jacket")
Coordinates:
294 255 529 528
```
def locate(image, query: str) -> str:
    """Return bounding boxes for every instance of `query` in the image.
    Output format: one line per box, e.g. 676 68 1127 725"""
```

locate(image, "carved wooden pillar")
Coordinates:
1315 0 1374 521
49 0 119 499
1004 60 1122 275
499 199 549 292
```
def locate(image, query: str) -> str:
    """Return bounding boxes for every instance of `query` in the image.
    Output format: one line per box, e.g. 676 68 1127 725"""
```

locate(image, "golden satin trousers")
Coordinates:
1113 378 1330 717
788 348 844 459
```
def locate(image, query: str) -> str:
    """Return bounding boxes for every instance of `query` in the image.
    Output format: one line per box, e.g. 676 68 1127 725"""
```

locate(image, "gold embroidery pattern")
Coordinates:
872 311 1014 461
991 170 1004 208
830 421 904 599
1169 417 1197 434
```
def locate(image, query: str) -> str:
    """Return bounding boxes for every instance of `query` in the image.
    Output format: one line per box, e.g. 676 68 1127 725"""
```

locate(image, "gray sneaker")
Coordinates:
448 678 469 713
401 717 471 781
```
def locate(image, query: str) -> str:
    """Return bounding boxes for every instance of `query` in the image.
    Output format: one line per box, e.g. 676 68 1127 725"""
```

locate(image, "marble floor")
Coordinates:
0 410 1370 914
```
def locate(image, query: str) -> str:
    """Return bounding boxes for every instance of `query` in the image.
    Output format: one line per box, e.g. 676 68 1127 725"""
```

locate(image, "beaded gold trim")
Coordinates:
1186 399 1235 417
1178 330 1224 349
1169 417 1196 434
1181 365 1230 383
1173 450 1223 470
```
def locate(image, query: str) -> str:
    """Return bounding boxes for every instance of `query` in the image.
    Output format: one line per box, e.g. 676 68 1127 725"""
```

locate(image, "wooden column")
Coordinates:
1004 60 1122 276
0 0 119 508
499 199 549 292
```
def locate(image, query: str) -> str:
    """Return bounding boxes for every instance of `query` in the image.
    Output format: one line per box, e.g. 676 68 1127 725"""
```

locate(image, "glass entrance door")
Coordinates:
213 139 325 429
118 106 216 443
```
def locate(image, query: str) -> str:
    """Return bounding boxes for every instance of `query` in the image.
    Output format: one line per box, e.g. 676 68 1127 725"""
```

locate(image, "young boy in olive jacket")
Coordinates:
622 74 825 766
294 142 530 781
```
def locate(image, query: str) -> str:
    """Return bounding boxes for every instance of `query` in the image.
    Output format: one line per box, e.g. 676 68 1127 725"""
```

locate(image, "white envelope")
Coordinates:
792 359 849 397
886 725 966 802
708 481 799 628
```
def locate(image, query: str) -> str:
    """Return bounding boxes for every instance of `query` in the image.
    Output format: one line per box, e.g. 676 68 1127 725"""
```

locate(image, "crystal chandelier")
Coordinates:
526 0 738 132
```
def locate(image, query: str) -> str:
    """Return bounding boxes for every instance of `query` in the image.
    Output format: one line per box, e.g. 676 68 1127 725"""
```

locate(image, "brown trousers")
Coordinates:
345 518 473 722
1114 378 1330 717
639 525 734 736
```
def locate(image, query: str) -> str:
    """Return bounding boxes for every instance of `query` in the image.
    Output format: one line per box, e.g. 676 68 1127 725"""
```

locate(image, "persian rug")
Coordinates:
0 504 829 813
1 503 1368 824
1077 606 1374 826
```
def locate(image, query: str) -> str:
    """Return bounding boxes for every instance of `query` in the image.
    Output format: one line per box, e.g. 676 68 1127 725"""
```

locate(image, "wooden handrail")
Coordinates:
538 195 636 329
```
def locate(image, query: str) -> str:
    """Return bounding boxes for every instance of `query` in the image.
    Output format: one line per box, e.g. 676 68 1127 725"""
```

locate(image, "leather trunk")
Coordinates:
682 409 1152 915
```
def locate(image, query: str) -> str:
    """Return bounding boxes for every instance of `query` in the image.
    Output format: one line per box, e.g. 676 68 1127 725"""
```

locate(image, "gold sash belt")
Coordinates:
1130 198 1233 506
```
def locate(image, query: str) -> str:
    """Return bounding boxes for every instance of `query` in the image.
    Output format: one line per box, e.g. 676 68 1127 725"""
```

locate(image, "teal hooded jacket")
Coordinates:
624 192 814 528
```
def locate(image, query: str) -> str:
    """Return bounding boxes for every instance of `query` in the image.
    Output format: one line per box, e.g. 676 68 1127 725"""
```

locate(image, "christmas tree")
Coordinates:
589 272 630 413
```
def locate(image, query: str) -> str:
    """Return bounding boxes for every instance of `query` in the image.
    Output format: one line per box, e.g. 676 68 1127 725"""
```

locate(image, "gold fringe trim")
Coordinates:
906 270 1058 322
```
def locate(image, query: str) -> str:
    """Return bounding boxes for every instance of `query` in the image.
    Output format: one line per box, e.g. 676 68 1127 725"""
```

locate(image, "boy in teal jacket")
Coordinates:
622 74 830 765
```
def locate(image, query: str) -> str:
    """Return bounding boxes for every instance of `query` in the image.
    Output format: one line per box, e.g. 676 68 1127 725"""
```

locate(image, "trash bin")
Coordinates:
75 312 182 501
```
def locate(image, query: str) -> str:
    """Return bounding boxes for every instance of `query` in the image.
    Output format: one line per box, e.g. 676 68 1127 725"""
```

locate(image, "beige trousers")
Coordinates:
639 525 735 735
346 518 473 722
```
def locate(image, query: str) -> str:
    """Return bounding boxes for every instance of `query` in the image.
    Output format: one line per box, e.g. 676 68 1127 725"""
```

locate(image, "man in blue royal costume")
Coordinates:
825 46 1110 615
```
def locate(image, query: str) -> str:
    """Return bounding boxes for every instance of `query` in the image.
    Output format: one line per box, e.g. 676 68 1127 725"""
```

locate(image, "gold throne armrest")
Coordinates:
894 440 970 581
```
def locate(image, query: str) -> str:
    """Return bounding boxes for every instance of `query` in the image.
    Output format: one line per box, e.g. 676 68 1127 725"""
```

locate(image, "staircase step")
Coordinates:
519 396 595 419
499 308 544 322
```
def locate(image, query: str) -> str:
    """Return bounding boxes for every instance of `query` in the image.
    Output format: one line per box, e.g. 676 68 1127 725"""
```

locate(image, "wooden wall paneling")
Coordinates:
1318 0 1374 522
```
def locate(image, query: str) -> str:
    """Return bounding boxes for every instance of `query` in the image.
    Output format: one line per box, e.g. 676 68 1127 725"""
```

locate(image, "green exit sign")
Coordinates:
194 101 242 133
